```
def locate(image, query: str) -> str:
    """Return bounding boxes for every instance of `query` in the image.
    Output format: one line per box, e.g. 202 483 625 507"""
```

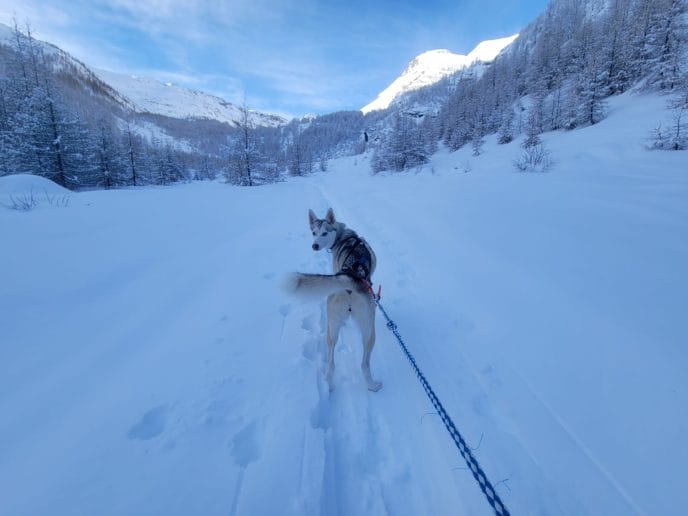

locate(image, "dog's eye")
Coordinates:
321 232 327 236
312 232 315 236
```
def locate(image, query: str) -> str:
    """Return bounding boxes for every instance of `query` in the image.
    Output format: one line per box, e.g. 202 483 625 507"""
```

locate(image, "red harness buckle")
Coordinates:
360 278 382 302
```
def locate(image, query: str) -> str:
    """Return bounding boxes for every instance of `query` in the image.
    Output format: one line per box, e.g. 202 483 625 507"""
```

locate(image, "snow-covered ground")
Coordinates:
1 92 687 516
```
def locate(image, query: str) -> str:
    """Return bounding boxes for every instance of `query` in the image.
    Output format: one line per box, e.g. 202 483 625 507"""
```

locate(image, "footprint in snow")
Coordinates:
230 420 263 467
302 336 320 362
204 398 236 428
127 405 168 441
300 314 318 334
481 365 502 389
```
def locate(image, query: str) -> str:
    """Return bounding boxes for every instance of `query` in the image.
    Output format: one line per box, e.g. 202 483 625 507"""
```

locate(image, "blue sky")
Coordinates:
0 0 549 118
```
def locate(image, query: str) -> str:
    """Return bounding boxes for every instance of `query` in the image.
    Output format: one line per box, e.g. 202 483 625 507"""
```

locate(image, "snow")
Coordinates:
1 91 687 515
362 35 518 114
94 68 287 128
0 174 71 197
113 116 195 153
465 35 520 63
0 22 14 43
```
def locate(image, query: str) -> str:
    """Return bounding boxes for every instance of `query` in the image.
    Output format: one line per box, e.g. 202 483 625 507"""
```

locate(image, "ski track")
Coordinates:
280 184 469 516
311 183 477 516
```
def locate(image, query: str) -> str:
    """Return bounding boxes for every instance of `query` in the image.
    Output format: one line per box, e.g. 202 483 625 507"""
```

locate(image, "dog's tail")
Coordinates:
282 272 363 300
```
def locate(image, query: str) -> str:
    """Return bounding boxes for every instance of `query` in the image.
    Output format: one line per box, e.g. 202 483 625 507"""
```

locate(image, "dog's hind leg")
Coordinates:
362 327 382 392
325 295 346 392
353 299 382 392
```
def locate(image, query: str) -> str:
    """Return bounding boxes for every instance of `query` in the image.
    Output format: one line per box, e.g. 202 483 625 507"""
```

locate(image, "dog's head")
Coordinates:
308 208 337 251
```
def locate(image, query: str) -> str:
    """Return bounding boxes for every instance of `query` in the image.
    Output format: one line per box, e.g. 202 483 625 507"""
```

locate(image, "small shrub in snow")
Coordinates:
513 143 554 173
648 90 688 151
647 110 687 151
5 190 38 211
43 189 71 207
3 188 72 211
647 123 670 150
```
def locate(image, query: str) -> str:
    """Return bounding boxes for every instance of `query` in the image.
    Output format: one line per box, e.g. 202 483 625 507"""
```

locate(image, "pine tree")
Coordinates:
497 106 515 144
95 120 124 189
379 107 429 171
234 98 257 185
471 133 485 156
577 65 607 126
121 122 143 186
652 0 688 90
523 94 544 148
665 79 688 150
600 0 634 95
287 134 312 176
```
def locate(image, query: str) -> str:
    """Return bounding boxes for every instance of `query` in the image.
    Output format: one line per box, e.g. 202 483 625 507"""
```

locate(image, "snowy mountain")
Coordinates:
362 34 518 113
94 69 286 128
0 22 285 129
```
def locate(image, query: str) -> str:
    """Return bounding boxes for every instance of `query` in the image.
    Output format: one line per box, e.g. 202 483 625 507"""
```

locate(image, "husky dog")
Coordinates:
285 208 382 392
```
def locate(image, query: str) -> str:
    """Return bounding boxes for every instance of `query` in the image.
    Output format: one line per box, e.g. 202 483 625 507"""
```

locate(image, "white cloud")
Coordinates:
0 0 71 28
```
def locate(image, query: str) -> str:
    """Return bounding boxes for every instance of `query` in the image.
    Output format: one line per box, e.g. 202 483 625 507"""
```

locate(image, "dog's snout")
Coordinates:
312 243 320 251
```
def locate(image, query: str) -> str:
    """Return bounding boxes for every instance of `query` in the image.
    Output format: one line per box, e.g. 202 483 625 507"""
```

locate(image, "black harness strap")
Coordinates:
338 236 371 280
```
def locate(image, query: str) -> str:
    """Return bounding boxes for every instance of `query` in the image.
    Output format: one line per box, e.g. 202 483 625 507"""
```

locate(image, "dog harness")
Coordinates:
338 236 372 280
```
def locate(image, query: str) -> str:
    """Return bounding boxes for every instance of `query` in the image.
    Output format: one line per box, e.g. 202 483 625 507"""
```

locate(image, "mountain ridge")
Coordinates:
362 34 518 113
93 68 286 128
0 22 287 128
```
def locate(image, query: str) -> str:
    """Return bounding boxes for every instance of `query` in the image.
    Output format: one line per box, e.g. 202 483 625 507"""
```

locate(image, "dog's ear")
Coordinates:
308 209 317 227
325 208 336 224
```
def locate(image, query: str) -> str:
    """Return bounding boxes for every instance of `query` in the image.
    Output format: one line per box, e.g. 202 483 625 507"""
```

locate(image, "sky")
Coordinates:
0 0 550 118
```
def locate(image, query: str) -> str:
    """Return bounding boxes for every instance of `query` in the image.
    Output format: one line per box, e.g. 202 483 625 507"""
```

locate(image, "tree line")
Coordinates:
0 22 217 188
1 0 686 188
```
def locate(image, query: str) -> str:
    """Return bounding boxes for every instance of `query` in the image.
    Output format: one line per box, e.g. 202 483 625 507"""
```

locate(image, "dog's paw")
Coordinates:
367 381 383 392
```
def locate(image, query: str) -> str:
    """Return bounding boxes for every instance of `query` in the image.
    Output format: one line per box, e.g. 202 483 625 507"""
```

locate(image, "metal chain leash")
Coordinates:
365 281 511 516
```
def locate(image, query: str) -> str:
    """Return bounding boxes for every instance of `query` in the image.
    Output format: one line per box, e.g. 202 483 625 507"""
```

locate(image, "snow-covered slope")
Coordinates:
362 34 518 113
0 23 286 129
1 92 687 515
94 69 287 128
0 174 71 197
0 23 127 107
